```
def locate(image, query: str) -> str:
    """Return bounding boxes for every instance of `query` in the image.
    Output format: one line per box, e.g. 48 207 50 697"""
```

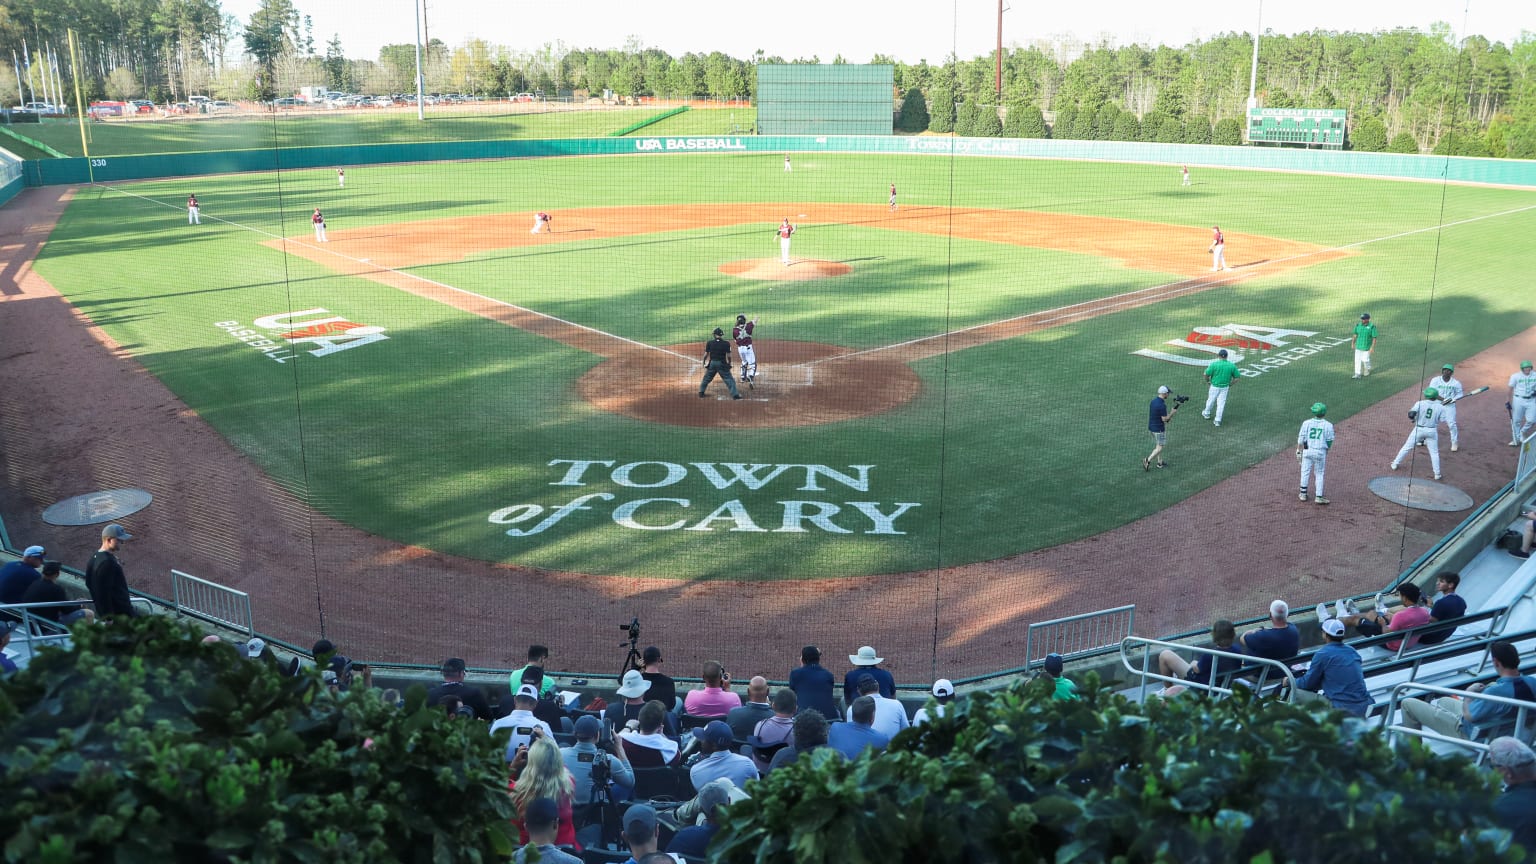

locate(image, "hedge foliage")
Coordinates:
0 617 514 864
711 674 1521 864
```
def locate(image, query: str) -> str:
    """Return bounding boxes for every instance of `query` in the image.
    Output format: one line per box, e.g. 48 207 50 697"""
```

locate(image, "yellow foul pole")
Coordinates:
67 29 92 182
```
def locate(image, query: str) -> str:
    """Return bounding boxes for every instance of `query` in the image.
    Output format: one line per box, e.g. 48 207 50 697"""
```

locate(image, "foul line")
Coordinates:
800 201 1536 367
92 183 697 364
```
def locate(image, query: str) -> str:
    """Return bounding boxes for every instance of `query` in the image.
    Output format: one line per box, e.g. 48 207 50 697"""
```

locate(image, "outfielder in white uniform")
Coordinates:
1297 402 1335 505
1429 364 1464 451
777 218 795 265
1392 388 1444 480
733 314 757 382
784 155 792 173
338 168 345 188
187 194 200 225
1512 360 1536 445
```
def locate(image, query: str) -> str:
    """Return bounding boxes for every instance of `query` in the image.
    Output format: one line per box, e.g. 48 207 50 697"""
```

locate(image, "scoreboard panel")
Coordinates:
1247 108 1346 149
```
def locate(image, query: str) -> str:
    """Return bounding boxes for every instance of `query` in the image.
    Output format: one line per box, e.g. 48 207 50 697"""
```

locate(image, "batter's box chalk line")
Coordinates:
678 365 812 388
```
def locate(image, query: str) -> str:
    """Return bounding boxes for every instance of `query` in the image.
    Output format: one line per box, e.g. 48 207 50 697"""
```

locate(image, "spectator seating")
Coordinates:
630 764 694 803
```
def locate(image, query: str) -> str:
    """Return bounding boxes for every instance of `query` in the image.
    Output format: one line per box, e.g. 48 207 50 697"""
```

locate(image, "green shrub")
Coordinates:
712 675 1519 864
1351 117 1388 151
1183 115 1212 144
1004 102 1047 138
954 101 980 136
927 85 956 133
896 87 929 133
0 617 515 863
1111 113 1141 141
973 104 1003 137
1052 105 1077 140
1387 132 1420 154
1213 117 1244 146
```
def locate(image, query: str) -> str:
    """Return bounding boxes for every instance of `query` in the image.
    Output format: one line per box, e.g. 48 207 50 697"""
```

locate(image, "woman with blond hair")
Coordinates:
508 735 581 851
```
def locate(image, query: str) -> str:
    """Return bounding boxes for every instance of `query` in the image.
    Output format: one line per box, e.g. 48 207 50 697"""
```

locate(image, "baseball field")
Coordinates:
31 150 1536 593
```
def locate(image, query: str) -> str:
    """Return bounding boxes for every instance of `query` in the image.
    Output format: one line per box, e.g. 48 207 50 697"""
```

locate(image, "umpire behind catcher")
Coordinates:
700 328 743 400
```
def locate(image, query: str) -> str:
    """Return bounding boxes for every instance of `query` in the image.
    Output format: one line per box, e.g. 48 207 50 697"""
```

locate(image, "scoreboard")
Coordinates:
1247 108 1346 149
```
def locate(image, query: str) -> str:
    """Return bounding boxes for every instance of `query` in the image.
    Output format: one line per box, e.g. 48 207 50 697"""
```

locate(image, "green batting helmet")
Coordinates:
1424 387 1439 399
1310 402 1327 417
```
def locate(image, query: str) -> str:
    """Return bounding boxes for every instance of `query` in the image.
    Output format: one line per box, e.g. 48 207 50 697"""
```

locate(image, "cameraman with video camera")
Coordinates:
1144 385 1185 472
563 715 633 805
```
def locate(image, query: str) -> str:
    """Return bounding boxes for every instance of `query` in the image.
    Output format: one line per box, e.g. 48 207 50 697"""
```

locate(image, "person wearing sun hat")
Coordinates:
606 668 678 738
843 645 895 705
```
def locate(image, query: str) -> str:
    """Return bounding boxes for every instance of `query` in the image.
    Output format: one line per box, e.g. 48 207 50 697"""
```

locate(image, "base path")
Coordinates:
277 204 1346 428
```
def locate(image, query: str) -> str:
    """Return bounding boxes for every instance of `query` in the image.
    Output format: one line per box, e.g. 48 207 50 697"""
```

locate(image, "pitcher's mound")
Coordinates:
720 258 852 280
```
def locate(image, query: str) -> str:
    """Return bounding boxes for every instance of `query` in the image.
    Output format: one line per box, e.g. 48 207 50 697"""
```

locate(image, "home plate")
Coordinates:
1367 476 1474 512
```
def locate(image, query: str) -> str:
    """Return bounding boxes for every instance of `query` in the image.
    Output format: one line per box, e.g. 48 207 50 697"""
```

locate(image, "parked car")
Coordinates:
272 97 305 108
168 102 191 114
204 100 236 113
130 100 154 114
23 101 59 114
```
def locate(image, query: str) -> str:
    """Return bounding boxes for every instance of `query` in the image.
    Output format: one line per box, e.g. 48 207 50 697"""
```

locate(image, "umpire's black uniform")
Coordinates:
700 329 742 399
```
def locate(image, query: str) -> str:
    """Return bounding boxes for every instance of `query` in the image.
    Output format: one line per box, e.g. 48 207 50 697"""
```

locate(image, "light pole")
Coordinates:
413 0 425 120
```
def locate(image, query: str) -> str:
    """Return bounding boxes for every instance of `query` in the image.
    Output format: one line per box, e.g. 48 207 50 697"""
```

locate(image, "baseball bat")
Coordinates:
1445 386 1490 404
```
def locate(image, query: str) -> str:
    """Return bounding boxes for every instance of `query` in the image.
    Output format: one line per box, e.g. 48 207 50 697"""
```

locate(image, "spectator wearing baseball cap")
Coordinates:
639 645 678 711
562 713 633 806
667 776 734 859
687 719 758 792
19 560 94 626
0 544 47 606
1352 313 1377 379
1296 617 1371 717
1041 654 1078 701
493 683 555 758
912 678 955 726
427 657 493 720
85 524 135 620
1240 599 1300 662
843 645 896 705
510 644 557 699
512 796 582 864
620 803 662 863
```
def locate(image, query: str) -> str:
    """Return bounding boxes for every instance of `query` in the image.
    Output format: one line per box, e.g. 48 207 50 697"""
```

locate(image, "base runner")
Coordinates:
1297 402 1334 505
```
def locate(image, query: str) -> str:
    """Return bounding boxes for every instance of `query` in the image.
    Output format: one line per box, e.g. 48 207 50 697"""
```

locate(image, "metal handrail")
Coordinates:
1120 636 1296 703
1024 604 1136 669
170 569 253 637
1381 680 1536 762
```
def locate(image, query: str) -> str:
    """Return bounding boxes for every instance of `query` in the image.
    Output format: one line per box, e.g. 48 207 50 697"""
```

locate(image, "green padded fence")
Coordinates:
20 135 1536 189
608 106 690 136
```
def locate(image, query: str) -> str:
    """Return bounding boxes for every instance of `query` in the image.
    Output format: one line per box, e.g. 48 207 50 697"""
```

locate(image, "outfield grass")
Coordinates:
20 108 756 157
32 153 1536 578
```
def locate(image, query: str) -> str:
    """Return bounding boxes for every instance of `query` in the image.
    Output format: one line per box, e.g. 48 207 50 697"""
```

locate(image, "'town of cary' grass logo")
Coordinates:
489 459 922 537
215 309 388 363
1132 323 1350 378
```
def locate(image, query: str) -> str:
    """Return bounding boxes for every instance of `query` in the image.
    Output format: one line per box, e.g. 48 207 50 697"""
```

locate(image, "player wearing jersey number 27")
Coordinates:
1297 402 1335 505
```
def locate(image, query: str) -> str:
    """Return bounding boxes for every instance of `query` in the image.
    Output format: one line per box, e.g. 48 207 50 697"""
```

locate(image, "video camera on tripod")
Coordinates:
618 617 643 675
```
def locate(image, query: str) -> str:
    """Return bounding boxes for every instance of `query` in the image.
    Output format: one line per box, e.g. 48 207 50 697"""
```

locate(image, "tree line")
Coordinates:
0 0 1531 157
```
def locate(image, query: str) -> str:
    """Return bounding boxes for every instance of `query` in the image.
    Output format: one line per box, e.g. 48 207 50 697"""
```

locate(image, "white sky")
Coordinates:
223 1 1529 64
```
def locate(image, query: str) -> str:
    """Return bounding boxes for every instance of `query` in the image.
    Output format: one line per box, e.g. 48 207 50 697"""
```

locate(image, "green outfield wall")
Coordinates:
20 135 1536 189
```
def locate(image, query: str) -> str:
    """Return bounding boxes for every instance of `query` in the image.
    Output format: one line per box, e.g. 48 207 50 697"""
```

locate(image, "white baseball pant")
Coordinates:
1353 349 1373 377
1394 427 1440 475
1514 397 1536 443
1300 449 1327 498
1203 385 1230 423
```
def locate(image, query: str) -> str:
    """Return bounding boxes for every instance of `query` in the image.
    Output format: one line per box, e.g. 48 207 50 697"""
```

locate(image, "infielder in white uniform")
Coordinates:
777 218 795 265
530 212 551 234
1429 364 1464 451
1391 388 1444 480
1208 226 1230 272
1297 402 1335 505
1512 360 1536 445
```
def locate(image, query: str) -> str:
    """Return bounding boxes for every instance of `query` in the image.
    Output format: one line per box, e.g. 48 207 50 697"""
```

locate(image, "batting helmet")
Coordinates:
736 314 746 324
1311 402 1327 417
712 327 724 337
1424 387 1439 399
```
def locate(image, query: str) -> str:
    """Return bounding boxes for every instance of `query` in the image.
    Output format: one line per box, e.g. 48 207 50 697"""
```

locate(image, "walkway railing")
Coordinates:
1381 680 1536 763
1120 635 1297 704
1024 604 1135 670
170 569 253 637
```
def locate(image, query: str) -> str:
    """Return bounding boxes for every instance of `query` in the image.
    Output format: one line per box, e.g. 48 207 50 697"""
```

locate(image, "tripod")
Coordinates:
618 617 643 677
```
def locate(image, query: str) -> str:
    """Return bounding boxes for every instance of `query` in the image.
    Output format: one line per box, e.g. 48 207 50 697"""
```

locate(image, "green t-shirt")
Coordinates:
1052 676 1079 701
1352 322 1378 350
1205 359 1239 387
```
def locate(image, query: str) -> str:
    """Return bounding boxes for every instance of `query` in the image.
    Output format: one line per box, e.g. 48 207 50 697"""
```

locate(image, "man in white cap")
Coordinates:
1296 617 1370 717
843 645 895 705
1144 384 1179 471
492 683 555 758
0 544 47 606
85 524 135 620
912 679 955 726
